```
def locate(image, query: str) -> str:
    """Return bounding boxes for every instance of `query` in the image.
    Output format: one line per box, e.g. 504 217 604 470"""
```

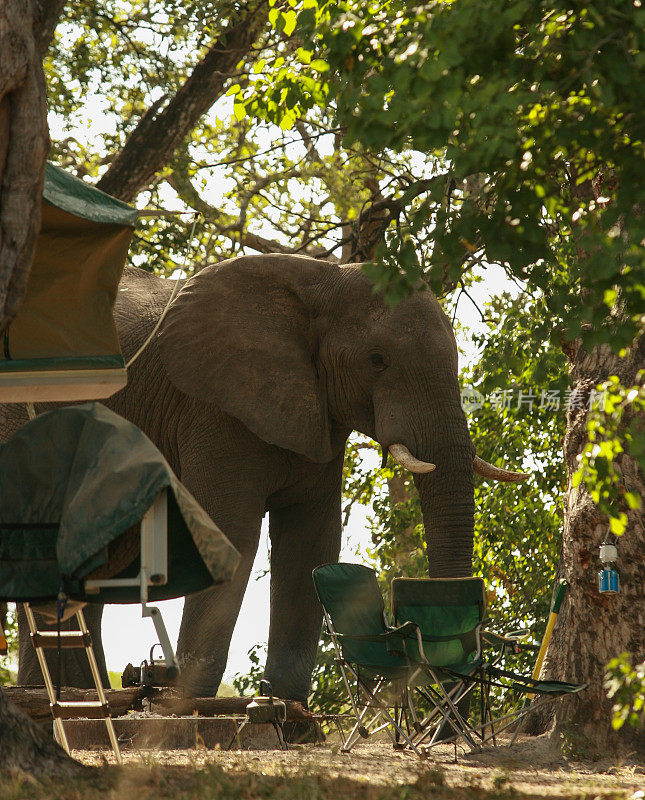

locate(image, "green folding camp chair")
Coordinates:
390 577 491 750
312 563 426 757
391 577 587 752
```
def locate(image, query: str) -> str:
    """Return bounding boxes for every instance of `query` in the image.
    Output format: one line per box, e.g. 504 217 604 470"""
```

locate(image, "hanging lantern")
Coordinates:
598 543 619 594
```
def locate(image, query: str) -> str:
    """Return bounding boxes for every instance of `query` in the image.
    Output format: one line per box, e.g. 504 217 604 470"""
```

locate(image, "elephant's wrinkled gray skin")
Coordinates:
3 254 479 703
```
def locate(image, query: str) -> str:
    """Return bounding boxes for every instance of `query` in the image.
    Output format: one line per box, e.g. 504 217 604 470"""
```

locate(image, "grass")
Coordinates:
1 758 640 800
0 764 516 800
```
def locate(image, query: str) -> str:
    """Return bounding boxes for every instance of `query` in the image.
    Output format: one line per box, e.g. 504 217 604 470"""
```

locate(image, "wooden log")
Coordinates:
2 686 147 725
3 687 314 724
152 694 314 721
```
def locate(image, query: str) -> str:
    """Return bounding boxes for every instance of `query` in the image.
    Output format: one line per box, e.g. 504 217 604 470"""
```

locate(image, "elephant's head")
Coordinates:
158 254 524 577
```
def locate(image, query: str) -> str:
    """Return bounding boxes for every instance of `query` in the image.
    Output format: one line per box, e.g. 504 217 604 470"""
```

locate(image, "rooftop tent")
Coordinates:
0 403 241 604
0 163 138 402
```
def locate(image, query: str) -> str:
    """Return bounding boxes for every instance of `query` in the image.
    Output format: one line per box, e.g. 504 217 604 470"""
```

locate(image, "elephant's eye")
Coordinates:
370 352 387 372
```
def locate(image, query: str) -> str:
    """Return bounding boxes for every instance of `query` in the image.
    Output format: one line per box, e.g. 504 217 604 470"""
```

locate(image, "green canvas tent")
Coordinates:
0 403 240 604
0 163 137 402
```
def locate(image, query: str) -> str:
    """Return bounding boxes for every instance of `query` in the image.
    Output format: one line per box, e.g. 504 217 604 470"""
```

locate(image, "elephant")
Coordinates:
2 254 524 703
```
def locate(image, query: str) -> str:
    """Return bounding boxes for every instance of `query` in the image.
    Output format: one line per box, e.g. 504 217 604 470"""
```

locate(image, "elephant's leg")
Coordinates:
175 424 270 697
264 458 343 705
177 533 261 696
17 603 109 689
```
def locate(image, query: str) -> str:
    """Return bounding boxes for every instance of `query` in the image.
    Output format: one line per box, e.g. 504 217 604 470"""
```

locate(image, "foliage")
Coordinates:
0 605 17 686
574 371 645 535
232 643 266 697
237 0 645 351
107 670 122 689
232 642 352 716
604 653 645 730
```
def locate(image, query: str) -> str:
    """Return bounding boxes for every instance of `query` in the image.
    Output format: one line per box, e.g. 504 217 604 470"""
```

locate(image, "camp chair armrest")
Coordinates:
388 621 420 639
334 621 423 654
335 632 388 643
385 621 427 660
482 629 539 654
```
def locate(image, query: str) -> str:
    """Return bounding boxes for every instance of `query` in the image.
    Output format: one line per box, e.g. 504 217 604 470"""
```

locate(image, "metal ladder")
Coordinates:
23 603 122 764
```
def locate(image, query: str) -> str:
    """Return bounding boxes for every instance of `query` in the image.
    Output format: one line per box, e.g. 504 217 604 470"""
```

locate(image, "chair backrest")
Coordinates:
313 563 398 668
391 577 486 667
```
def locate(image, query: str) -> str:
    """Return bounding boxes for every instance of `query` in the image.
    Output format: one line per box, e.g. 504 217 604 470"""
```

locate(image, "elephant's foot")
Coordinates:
176 653 225 698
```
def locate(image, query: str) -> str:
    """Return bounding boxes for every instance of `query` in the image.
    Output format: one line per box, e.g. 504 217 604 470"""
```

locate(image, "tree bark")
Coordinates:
0 687 85 776
0 0 49 333
537 337 645 753
34 0 67 56
96 1 269 202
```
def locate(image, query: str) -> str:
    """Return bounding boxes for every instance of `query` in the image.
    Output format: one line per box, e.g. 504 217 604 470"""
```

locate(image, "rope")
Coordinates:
125 212 201 369
55 582 67 703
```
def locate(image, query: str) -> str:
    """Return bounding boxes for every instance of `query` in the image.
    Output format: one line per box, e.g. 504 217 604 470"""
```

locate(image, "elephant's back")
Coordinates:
115 266 179 364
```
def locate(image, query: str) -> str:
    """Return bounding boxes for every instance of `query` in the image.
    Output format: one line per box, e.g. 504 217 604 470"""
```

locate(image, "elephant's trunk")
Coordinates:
377 369 475 578
418 378 474 577
414 446 475 577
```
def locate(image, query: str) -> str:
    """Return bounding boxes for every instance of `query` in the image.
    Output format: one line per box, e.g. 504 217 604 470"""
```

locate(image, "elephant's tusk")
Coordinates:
473 455 528 482
388 444 436 473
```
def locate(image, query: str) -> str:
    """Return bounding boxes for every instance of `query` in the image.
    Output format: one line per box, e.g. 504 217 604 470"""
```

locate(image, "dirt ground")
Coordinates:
6 731 640 800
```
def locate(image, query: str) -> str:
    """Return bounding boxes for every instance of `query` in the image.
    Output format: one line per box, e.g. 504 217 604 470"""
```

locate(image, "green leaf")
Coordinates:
625 492 641 510
310 59 330 72
282 10 297 37
609 513 628 536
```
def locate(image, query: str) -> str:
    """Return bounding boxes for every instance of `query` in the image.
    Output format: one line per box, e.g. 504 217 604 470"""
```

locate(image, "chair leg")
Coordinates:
420 669 479 751
357 680 426 758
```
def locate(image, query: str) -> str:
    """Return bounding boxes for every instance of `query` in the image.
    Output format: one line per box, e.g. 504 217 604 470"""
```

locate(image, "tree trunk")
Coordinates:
0 687 85 776
0 0 84 777
537 337 645 753
0 0 49 332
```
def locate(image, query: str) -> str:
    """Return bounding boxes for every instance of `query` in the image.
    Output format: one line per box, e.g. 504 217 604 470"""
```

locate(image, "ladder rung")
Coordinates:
31 630 92 649
51 701 109 720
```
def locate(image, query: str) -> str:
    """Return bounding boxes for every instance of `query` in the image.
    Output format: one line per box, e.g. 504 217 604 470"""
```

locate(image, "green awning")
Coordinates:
43 162 139 226
0 403 240 604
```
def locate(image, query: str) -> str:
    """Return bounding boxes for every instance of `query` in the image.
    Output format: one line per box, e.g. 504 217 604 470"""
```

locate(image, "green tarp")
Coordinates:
0 403 240 603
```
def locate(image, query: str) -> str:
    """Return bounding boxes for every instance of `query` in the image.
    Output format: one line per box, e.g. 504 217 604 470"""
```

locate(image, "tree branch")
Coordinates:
97 1 269 202
166 168 335 259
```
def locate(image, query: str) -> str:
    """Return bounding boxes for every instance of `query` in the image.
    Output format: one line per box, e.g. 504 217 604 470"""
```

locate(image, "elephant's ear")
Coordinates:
157 254 334 463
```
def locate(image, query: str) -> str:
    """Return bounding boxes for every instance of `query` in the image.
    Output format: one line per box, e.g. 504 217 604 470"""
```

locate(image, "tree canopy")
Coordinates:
237 0 645 350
